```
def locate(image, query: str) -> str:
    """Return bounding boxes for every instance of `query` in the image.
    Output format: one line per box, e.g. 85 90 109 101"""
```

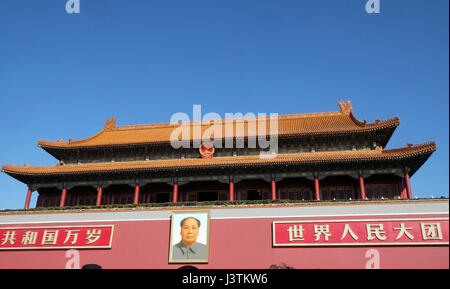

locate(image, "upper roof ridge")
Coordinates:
114 113 344 131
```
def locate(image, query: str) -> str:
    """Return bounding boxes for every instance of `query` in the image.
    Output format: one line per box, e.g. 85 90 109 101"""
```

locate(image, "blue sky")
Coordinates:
0 0 448 209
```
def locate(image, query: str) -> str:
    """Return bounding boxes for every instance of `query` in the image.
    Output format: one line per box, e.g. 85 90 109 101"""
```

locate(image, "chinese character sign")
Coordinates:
273 218 448 246
0 225 114 250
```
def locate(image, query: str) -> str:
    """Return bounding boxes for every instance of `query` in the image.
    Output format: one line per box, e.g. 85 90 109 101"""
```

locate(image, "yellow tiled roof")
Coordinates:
37 101 400 149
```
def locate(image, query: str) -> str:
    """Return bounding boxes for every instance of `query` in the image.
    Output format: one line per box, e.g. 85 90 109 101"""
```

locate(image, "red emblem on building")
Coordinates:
199 142 215 159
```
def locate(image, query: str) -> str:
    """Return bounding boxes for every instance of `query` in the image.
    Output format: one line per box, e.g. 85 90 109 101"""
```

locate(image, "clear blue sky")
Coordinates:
0 0 448 209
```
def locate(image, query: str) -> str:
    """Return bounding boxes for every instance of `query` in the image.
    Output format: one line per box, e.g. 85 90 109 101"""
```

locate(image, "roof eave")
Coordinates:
3 142 436 183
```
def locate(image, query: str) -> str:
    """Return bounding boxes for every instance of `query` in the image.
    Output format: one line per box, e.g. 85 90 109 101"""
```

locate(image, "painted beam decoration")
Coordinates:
0 225 114 250
273 218 449 246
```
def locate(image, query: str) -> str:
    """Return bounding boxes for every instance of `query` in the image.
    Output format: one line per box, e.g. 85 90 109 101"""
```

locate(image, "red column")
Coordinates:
404 172 412 199
172 183 178 203
24 187 32 209
400 180 408 199
96 187 103 206
60 187 67 207
229 180 235 201
359 175 366 200
271 178 277 200
314 176 320 201
134 185 140 204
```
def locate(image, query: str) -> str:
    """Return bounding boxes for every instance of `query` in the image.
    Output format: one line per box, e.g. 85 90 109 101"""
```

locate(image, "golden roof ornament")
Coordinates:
104 117 117 131
338 100 353 114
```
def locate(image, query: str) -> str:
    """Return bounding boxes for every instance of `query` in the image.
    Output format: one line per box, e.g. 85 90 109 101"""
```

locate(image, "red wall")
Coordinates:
0 213 448 269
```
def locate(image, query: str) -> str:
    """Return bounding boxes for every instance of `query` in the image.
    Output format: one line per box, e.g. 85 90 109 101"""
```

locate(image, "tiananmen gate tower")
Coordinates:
0 100 448 269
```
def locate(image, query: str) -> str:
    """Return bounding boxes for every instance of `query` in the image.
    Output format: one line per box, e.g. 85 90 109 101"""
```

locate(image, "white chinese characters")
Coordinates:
0 226 113 250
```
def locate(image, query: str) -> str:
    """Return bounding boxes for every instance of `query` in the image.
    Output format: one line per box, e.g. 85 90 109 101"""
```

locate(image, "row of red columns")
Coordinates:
24 172 414 209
